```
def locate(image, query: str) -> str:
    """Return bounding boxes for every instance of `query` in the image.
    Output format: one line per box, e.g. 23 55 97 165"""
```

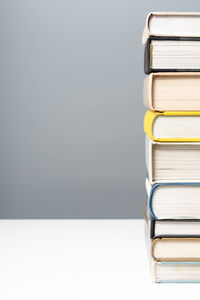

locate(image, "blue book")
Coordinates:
146 178 200 220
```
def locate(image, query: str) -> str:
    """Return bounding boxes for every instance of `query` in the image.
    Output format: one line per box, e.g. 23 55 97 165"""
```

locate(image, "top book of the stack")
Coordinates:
142 12 200 44
143 12 200 74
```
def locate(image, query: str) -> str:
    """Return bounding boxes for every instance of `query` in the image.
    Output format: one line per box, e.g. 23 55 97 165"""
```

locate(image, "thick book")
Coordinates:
142 12 200 44
144 36 200 74
145 136 200 183
144 110 200 142
143 73 200 111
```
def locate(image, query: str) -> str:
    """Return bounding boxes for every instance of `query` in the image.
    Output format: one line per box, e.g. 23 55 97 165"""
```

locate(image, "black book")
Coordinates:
144 36 200 74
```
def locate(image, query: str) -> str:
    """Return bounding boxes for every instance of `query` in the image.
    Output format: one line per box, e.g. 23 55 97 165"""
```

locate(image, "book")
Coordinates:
151 260 200 283
144 110 200 142
143 73 200 111
145 178 200 220
145 136 200 183
144 37 200 74
142 12 200 44
149 219 200 239
151 237 200 262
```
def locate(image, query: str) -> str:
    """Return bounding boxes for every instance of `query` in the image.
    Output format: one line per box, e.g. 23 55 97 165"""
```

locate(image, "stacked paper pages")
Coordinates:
143 12 200 283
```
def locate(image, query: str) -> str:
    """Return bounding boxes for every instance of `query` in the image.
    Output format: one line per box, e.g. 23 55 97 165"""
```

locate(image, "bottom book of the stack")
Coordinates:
151 260 200 283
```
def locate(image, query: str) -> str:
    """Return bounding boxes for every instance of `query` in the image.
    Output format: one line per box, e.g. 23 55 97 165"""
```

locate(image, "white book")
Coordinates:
153 115 200 139
145 136 200 183
154 221 200 236
152 260 200 283
151 39 200 70
152 238 200 261
142 12 200 44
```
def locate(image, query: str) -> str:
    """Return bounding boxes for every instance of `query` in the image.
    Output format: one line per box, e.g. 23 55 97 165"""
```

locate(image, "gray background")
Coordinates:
0 0 199 218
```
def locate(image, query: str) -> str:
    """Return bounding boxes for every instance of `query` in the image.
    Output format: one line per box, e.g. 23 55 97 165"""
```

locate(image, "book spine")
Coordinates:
144 38 151 74
144 110 157 141
145 136 154 183
150 219 156 239
143 75 153 109
142 12 152 44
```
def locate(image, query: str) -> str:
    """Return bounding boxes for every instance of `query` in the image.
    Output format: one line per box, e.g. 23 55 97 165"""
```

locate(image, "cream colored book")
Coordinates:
152 238 200 262
144 73 200 111
150 39 200 71
145 136 200 184
142 12 200 44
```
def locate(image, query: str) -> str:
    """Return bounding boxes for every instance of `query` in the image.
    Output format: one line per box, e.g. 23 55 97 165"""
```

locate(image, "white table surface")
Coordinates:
0 219 199 300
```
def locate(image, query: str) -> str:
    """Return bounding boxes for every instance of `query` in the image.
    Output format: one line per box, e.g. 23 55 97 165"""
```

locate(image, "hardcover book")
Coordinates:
144 37 200 74
142 12 200 44
145 178 200 220
144 110 200 142
150 259 200 283
143 73 200 111
151 237 200 262
145 136 200 183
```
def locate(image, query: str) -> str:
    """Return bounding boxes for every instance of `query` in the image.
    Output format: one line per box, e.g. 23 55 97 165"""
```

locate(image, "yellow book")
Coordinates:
144 110 200 142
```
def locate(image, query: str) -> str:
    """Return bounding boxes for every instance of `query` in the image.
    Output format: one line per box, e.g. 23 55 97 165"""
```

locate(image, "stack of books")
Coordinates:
143 12 200 283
